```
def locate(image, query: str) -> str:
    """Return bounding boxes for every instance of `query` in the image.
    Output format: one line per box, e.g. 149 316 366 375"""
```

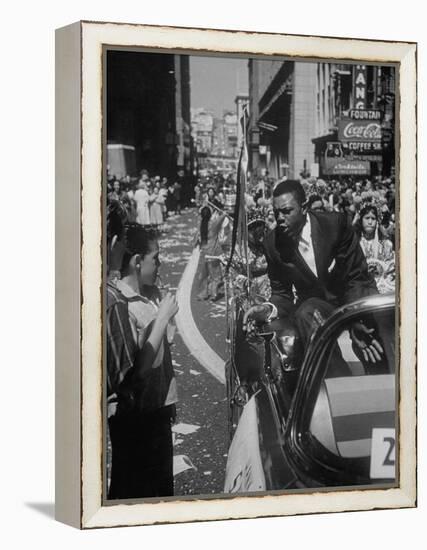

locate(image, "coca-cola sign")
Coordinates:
338 118 382 142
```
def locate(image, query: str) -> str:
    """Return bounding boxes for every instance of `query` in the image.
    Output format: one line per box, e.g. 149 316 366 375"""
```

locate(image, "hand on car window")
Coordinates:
350 321 384 364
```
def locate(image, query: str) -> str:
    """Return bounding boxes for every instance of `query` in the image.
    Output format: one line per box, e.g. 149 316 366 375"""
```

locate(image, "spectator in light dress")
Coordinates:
150 187 165 230
134 181 151 226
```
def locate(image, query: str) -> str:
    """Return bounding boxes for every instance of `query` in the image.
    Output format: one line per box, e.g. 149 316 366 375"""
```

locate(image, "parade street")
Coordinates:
156 208 229 496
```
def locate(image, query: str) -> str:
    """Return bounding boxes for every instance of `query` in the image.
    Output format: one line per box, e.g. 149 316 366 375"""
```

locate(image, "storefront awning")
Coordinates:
311 132 337 145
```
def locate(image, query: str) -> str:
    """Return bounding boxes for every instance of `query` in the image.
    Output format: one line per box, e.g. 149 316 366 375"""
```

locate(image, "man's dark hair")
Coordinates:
272 179 306 205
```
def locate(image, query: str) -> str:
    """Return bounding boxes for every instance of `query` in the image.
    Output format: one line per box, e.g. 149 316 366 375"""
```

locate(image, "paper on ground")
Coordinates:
173 455 197 476
172 422 200 435
172 433 184 446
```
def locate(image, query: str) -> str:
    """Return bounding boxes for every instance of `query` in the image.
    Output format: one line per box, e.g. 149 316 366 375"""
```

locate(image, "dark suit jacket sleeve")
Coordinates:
332 214 378 303
264 242 295 319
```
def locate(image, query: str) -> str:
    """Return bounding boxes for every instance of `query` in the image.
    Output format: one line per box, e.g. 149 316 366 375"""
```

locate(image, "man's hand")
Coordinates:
350 321 384 363
242 304 273 334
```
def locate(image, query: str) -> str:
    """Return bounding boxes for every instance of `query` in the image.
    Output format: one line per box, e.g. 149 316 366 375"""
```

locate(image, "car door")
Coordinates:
283 295 397 488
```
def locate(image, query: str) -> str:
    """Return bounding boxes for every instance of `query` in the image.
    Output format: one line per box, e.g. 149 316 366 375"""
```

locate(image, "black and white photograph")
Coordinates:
104 49 399 501
2 0 424 545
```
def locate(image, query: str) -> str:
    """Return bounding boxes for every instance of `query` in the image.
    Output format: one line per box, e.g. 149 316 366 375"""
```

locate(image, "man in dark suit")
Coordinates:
244 179 383 365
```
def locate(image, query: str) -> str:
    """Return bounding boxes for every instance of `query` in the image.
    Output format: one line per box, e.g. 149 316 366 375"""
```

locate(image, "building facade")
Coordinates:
235 93 249 148
313 63 396 178
106 50 193 180
248 59 317 181
192 108 240 176
222 112 238 157
174 55 193 174
247 59 395 182
191 108 214 153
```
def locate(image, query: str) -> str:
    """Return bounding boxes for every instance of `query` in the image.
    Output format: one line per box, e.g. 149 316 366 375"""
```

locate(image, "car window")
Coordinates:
308 308 396 480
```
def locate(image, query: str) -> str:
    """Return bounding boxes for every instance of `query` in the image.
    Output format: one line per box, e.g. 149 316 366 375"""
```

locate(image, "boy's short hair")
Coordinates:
121 224 158 273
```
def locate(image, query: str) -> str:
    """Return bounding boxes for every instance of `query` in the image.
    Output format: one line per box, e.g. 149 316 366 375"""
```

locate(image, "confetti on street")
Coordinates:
173 455 197 476
172 422 201 435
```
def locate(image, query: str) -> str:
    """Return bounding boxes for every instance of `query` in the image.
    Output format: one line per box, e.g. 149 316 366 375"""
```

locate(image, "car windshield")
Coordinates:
308 307 396 481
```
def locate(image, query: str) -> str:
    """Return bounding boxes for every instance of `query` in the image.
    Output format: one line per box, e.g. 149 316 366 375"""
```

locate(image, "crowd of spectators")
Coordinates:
245 175 395 242
248 174 396 294
106 168 191 231
108 167 397 296
193 171 397 296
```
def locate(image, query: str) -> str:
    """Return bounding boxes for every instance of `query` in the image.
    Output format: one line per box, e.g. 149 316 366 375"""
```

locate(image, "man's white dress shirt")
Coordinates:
298 215 318 277
267 215 318 321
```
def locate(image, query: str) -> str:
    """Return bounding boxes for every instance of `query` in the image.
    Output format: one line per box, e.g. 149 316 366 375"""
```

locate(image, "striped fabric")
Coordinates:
106 282 136 397
325 374 395 458
115 280 178 412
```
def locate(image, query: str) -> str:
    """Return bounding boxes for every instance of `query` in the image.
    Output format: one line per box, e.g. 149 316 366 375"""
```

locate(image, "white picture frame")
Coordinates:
55 20 417 529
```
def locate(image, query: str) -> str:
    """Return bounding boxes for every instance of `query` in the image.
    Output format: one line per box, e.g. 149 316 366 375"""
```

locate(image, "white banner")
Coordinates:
224 395 266 493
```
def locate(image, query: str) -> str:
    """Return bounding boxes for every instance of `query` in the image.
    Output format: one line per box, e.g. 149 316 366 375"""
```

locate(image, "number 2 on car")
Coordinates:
370 428 396 480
